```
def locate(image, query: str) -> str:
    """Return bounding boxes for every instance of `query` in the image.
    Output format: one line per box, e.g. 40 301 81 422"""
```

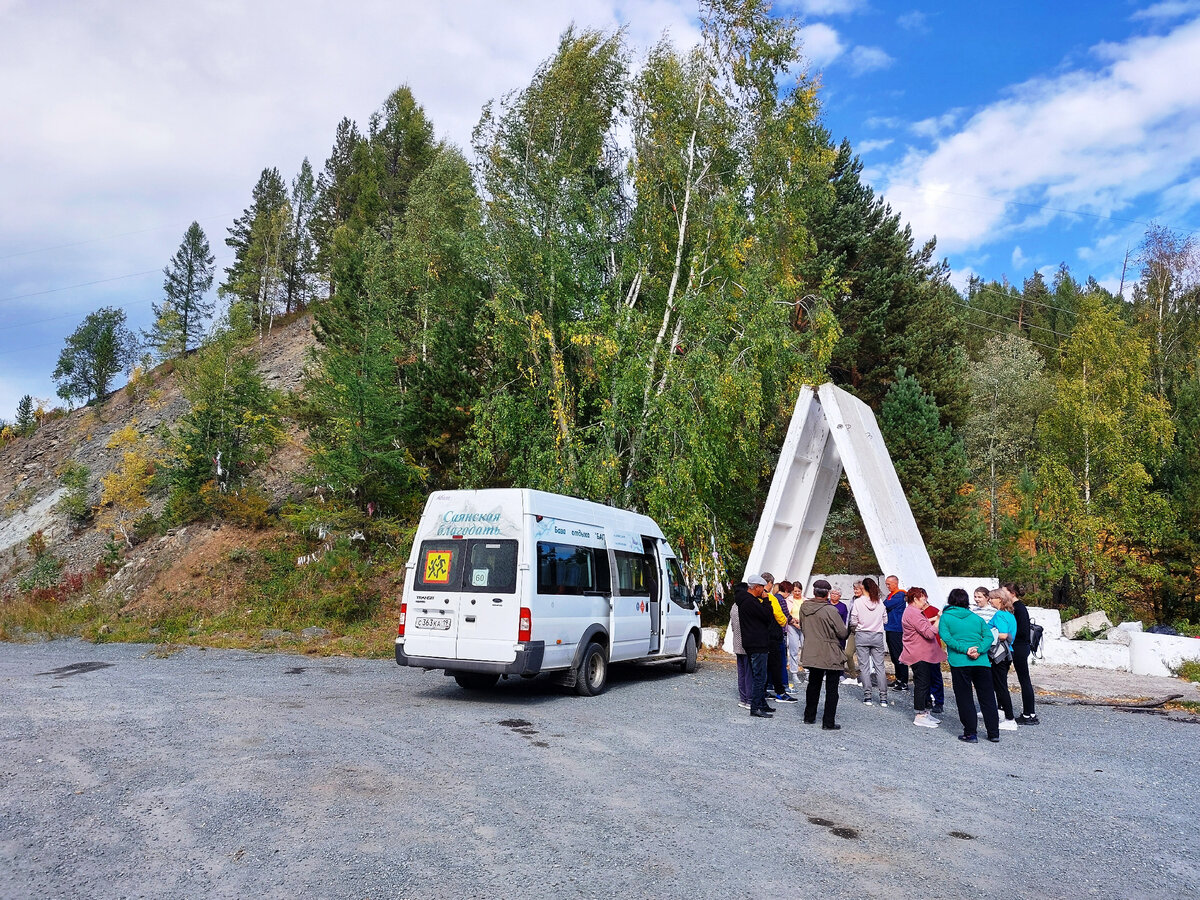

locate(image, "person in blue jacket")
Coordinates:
988 589 1020 731
883 575 908 690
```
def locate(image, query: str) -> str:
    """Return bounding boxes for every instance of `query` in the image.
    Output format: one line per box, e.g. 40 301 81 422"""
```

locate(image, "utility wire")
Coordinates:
0 212 239 261
953 299 1072 341
0 269 160 304
954 279 1083 320
959 318 1060 353
0 296 158 332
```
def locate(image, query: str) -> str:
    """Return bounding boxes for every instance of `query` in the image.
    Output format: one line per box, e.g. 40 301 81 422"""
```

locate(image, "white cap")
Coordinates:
746 575 767 586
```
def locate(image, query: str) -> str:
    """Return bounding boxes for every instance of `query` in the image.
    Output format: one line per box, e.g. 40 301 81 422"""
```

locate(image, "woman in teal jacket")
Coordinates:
938 588 1001 743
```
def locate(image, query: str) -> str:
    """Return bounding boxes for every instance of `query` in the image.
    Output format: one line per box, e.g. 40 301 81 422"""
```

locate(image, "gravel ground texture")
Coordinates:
1 639 1197 900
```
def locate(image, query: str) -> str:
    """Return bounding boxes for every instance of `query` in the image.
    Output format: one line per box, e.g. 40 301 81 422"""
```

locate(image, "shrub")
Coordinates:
1175 660 1200 684
56 460 92 526
19 554 63 593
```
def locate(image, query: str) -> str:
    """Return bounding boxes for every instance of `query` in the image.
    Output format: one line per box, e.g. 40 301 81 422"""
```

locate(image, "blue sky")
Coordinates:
3 0 1199 422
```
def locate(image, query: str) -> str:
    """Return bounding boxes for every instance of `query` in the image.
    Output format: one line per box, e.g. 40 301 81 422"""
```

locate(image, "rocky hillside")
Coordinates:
0 314 314 603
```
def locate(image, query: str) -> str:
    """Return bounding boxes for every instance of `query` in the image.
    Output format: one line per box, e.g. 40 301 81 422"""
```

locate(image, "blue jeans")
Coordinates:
748 652 770 712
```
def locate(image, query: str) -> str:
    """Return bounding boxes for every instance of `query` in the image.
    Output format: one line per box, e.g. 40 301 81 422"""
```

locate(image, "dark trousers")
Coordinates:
931 664 945 706
885 631 909 686
736 654 751 703
1012 643 1036 716
991 660 1015 719
950 665 1000 740
804 667 841 727
912 660 936 712
748 652 770 713
768 640 787 695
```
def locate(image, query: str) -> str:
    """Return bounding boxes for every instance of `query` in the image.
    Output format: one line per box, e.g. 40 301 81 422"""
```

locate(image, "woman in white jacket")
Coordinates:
851 577 888 707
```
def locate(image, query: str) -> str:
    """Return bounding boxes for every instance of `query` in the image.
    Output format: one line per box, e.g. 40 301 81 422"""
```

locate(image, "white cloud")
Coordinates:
0 0 700 411
909 108 964 138
864 115 905 130
856 138 894 154
801 22 845 67
1012 246 1029 270
1131 1 1200 20
897 11 930 32
848 45 894 75
878 17 1200 254
786 0 866 16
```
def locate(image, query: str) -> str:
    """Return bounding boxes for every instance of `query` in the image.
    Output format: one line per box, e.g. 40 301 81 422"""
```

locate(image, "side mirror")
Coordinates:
691 584 705 607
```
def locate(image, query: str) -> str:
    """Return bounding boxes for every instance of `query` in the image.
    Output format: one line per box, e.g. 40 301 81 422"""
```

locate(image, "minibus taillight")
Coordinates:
398 602 407 637
518 607 532 643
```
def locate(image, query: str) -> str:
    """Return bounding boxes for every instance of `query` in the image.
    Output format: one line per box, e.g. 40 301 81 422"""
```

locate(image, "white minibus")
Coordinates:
395 489 702 695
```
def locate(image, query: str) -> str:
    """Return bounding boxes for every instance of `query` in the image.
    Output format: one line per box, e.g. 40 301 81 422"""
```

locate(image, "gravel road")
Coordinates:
1 639 1197 900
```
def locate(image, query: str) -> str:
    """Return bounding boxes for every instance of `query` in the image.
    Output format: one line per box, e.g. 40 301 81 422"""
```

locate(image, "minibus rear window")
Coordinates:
413 540 516 592
463 541 518 593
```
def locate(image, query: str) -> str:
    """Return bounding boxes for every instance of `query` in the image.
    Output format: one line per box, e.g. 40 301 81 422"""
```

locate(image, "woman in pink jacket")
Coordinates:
899 586 948 728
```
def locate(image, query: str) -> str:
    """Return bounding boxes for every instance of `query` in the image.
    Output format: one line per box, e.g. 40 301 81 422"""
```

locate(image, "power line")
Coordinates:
0 254 233 306
0 212 239 261
0 269 160 304
959 318 1060 353
0 297 157 332
953 278 1082 320
953 299 1072 341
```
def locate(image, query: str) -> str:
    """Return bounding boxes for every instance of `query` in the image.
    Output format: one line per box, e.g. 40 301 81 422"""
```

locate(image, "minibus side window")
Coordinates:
414 541 464 591
537 542 595 595
592 548 612 594
666 558 691 607
463 540 518 593
615 550 651 596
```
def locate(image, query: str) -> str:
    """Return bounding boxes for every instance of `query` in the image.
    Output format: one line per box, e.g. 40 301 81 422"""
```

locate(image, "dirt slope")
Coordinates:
0 314 315 602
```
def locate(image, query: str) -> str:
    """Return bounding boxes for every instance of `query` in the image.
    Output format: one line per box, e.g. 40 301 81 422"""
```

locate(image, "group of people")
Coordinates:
729 574 1040 742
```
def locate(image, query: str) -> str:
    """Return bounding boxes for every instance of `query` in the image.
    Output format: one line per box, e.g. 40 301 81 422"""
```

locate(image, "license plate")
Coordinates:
415 616 451 630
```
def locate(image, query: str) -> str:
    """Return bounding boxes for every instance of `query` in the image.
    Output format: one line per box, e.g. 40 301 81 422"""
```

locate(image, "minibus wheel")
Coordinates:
678 632 698 673
575 642 608 696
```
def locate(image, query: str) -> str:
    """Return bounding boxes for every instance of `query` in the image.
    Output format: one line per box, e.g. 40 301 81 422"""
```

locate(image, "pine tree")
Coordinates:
880 367 985 572
14 394 35 436
146 222 215 358
53 307 140 405
282 159 318 314
222 168 292 332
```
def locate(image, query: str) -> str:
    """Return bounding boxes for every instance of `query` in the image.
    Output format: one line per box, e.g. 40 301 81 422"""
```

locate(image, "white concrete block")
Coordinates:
1116 621 1143 633
1062 610 1114 640
1128 631 1200 678
1040 638 1129 670
701 627 722 650
1027 606 1062 641
1105 628 1133 646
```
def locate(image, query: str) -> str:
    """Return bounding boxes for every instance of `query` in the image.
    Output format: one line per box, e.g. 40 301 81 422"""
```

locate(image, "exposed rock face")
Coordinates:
1 315 315 596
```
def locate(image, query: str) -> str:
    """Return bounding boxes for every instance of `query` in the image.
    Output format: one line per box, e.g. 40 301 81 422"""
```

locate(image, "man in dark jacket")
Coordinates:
736 575 776 718
799 579 850 729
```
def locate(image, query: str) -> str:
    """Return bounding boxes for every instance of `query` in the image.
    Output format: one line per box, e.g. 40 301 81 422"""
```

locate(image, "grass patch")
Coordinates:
1174 659 1200 684
2 533 406 658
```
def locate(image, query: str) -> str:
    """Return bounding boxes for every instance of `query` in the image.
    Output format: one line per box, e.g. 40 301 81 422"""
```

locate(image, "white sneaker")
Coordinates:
999 718 1019 731
927 712 942 724
913 713 939 728
738 701 750 710
879 699 888 708
863 698 874 706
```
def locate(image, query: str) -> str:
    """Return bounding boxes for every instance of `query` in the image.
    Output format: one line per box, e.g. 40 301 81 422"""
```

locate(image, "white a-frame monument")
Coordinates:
743 382 940 592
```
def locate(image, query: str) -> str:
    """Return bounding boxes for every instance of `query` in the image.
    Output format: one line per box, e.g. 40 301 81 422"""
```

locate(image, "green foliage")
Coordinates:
14 394 35 436
465 6 842 589
166 325 282 523
19 553 63 593
880 368 985 572
146 221 215 358
56 459 92 526
1034 293 1174 612
964 334 1051 546
53 306 140 405
1171 659 1200 683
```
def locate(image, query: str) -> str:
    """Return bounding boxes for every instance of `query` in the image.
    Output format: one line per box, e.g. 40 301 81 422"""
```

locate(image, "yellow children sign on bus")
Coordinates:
423 550 453 584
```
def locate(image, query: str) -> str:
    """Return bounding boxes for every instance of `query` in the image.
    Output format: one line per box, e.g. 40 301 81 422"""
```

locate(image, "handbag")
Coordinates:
1029 622 1045 657
988 638 1011 665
